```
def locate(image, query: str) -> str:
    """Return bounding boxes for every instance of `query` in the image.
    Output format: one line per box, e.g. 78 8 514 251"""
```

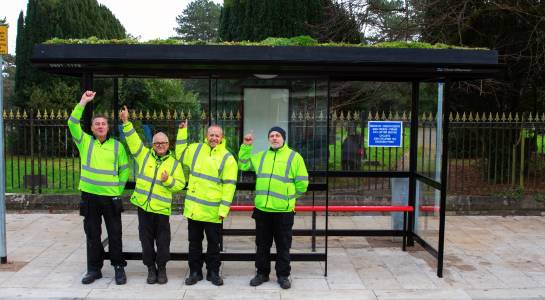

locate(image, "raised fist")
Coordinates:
243 131 254 145
80 90 96 104
119 105 129 123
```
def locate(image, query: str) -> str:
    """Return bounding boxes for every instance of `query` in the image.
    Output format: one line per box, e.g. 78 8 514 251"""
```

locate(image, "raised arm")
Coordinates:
238 132 254 171
175 119 189 163
67 91 94 149
120 106 149 165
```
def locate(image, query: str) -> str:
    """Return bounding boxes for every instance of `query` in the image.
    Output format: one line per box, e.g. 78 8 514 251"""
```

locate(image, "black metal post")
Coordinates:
208 75 212 127
407 81 420 246
81 73 94 133
312 193 316 252
325 77 331 277
402 211 407 251
113 78 119 137
30 110 35 194
437 81 450 278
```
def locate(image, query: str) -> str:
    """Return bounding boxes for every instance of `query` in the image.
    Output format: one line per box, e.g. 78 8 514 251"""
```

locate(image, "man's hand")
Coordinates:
160 170 169 182
219 216 224 221
120 106 129 124
243 131 254 145
80 90 96 106
179 119 188 129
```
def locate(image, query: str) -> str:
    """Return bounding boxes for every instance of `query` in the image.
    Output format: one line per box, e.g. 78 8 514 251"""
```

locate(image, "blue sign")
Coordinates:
367 121 403 147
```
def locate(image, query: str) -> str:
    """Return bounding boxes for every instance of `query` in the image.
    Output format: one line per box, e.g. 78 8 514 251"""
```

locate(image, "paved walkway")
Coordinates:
1 213 545 299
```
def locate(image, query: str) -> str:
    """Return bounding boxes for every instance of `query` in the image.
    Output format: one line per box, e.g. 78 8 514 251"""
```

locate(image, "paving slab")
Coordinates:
1 213 545 299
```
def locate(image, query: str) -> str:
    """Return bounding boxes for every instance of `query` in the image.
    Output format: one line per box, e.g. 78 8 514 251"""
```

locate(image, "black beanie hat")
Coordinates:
268 126 286 141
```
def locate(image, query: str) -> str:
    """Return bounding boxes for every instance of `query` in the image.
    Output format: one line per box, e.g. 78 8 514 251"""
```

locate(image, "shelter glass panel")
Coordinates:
415 181 440 251
417 82 443 182
210 77 328 171
328 81 412 172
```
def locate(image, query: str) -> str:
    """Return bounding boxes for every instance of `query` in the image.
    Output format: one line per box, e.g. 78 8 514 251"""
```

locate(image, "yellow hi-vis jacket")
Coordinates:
238 143 308 212
123 122 185 216
68 104 129 196
176 127 237 223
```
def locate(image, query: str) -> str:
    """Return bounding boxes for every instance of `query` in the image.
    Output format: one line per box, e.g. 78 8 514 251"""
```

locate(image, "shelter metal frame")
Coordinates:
31 44 500 277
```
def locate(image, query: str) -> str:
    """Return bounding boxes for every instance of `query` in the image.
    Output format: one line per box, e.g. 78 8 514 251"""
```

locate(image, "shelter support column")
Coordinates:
407 81 420 247
81 73 94 133
437 80 450 277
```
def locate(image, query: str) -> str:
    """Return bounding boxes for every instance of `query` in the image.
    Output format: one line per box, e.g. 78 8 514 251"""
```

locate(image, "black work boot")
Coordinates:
157 264 168 284
206 271 223 286
185 271 203 285
249 273 269 286
277 276 291 289
81 270 102 284
147 265 157 284
114 265 127 285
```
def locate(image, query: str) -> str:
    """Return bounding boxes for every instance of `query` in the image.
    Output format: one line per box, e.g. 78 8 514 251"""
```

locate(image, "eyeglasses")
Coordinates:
153 142 169 146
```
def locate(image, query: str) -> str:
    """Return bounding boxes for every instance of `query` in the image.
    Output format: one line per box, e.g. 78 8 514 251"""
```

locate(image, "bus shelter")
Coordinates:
31 43 499 277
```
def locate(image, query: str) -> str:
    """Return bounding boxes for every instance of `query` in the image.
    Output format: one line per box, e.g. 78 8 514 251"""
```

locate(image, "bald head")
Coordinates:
152 132 170 156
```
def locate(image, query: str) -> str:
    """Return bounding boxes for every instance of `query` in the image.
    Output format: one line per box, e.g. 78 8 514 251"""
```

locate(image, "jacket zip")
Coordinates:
145 162 161 208
264 150 277 208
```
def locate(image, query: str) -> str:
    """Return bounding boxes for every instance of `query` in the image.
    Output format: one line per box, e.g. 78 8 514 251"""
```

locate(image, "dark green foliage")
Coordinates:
14 0 126 110
219 0 329 42
312 1 361 43
175 0 222 41
119 79 200 113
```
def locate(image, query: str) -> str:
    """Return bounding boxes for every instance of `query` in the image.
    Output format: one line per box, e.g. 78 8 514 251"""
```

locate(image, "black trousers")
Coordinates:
187 218 221 274
137 207 171 267
252 208 294 278
80 192 126 272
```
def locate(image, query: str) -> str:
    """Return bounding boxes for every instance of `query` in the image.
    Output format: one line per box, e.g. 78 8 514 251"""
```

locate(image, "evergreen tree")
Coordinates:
175 0 222 41
14 0 126 109
219 0 330 42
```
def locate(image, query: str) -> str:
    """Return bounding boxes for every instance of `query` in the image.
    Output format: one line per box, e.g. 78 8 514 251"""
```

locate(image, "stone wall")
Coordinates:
5 193 545 215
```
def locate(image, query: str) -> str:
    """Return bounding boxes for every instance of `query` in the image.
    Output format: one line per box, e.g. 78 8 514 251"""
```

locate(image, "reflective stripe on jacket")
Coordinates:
68 104 129 196
238 143 308 212
123 122 185 216
176 127 237 223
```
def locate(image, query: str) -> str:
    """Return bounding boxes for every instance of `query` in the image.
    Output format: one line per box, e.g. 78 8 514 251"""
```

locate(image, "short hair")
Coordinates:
91 115 109 124
207 124 224 136
152 132 169 143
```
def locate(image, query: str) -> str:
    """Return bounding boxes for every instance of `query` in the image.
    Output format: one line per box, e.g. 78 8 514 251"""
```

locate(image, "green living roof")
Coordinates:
33 35 498 81
44 35 488 50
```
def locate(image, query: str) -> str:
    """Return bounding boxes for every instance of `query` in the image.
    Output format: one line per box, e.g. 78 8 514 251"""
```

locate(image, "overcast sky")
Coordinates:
3 0 223 55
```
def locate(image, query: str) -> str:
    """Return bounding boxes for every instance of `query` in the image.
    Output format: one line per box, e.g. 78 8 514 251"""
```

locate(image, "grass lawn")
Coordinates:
4 156 140 194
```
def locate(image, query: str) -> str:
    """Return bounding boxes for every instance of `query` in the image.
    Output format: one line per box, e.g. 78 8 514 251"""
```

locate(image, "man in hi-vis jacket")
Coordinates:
68 91 129 285
120 106 185 284
238 127 308 289
176 120 238 286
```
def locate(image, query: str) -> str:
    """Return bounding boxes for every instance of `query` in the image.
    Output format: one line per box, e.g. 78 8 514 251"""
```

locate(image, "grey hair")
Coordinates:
152 132 169 143
207 124 224 136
